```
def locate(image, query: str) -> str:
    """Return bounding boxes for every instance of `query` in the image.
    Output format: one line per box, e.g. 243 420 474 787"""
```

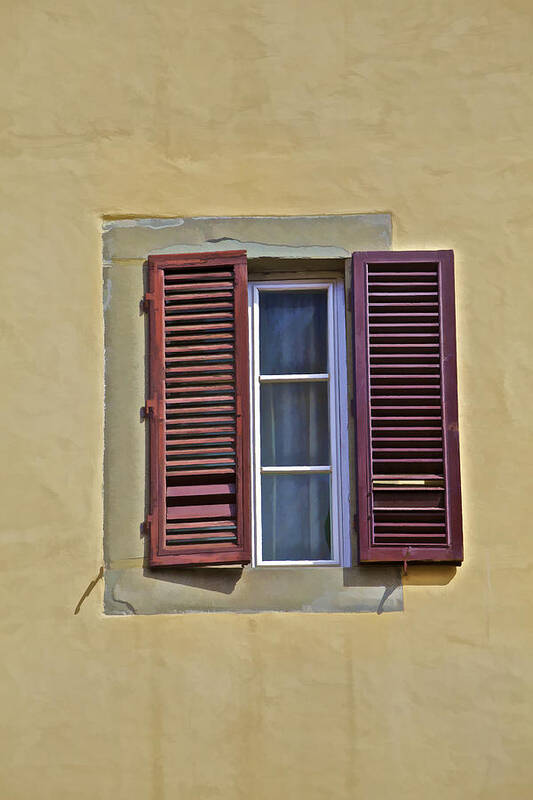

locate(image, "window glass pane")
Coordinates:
259 291 328 374
260 382 329 466
261 473 331 561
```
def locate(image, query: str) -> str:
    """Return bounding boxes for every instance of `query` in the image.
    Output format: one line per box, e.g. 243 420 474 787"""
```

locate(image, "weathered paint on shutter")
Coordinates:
145 251 251 566
352 251 463 564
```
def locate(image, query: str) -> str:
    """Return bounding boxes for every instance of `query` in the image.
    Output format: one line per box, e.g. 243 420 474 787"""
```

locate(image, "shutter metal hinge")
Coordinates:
141 399 155 420
142 515 153 537
141 292 154 313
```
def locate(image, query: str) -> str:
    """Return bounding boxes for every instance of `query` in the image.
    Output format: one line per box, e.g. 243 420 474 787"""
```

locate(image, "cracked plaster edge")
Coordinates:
101 213 392 263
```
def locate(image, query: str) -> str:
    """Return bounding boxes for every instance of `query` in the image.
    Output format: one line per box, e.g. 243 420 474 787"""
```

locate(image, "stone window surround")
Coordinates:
103 214 403 614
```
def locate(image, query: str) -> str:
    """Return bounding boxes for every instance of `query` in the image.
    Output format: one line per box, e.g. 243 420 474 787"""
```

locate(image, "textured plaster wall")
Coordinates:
1 1 533 798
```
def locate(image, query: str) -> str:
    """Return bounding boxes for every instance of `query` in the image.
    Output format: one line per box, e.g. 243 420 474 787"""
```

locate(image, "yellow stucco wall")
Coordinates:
1 1 532 797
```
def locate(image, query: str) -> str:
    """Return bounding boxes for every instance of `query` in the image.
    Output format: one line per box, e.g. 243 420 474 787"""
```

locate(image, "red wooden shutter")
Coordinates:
352 250 463 564
145 251 251 567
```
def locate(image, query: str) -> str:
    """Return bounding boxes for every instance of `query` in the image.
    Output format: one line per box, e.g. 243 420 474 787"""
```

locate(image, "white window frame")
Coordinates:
248 279 351 567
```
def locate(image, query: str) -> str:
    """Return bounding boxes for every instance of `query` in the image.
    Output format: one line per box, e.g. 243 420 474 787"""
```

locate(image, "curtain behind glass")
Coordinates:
258 289 332 561
259 291 327 374
260 382 329 466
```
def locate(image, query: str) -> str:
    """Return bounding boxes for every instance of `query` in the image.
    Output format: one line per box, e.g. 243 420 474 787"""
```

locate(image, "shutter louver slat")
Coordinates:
147 251 251 566
353 250 463 564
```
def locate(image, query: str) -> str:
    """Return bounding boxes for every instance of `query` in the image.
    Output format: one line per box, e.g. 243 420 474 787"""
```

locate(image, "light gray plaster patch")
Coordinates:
102 213 392 262
102 217 185 230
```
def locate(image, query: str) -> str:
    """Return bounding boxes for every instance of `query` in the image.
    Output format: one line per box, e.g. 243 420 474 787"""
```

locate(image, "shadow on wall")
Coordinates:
138 540 407 614
145 565 244 595
139 559 406 614
139 561 456 595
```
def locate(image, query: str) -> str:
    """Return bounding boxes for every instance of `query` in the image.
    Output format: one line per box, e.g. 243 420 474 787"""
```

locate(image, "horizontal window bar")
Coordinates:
259 373 329 382
256 559 340 567
260 465 332 474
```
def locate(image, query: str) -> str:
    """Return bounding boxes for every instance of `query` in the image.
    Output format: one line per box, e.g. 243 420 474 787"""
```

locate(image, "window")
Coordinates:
249 281 350 566
144 249 463 568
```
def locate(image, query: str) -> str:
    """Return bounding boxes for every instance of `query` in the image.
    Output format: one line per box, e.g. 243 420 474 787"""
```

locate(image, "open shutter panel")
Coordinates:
146 251 251 566
353 251 463 564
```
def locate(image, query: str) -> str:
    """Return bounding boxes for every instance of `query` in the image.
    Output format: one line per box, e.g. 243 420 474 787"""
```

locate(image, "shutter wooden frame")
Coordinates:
353 250 463 564
146 251 251 567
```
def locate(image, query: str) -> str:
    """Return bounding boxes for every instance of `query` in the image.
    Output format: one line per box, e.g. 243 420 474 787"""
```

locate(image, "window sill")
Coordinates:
104 563 403 615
